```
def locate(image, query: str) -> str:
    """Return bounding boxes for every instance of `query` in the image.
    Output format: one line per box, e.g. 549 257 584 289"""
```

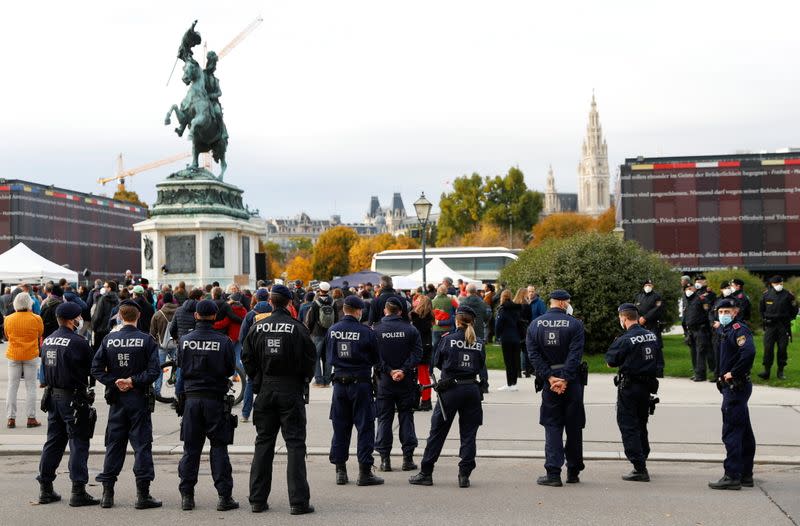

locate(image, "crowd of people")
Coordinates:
0 267 792 512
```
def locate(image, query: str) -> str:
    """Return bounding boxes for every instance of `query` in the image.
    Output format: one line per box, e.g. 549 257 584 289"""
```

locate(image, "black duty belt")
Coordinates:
185 391 224 401
332 376 372 385
619 374 655 383
263 375 303 383
52 387 78 398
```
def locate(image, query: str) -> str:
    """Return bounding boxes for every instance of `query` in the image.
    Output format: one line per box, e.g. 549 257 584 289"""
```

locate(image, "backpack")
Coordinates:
159 311 177 351
316 299 335 329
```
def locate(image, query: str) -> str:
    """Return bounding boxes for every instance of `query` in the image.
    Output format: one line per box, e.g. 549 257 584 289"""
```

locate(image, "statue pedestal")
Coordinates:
133 168 264 289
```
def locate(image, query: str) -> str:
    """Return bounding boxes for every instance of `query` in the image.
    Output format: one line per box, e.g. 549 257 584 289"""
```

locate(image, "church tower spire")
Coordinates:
544 165 559 215
577 93 610 216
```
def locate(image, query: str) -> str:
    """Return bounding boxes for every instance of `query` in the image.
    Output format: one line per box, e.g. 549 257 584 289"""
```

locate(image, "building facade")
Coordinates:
0 179 147 281
263 212 380 250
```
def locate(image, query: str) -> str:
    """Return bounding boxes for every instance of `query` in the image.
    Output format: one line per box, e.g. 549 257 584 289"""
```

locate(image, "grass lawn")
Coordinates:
486 333 800 389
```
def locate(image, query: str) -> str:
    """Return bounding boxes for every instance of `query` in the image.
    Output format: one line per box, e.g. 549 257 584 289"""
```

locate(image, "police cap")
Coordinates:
717 298 738 309
385 296 404 309
618 303 638 313
119 299 141 311
769 275 784 284
695 274 706 281
196 299 218 316
343 295 365 310
456 305 476 318
731 278 745 287
270 284 293 300
55 301 82 319
549 289 571 301
642 278 653 285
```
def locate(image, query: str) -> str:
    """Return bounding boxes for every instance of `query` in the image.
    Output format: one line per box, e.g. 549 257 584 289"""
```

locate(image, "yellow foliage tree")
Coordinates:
460 223 527 248
312 226 360 280
529 206 618 247
284 255 313 284
348 234 420 273
594 206 616 233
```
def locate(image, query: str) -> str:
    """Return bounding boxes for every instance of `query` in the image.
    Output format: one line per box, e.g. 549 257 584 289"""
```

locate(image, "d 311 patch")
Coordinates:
338 341 352 359
545 330 560 346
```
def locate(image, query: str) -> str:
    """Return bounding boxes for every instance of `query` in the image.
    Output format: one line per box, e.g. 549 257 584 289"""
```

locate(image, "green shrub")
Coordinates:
500 233 680 355
702 268 767 329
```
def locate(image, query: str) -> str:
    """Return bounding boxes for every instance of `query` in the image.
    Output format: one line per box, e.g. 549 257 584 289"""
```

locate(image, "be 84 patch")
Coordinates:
266 337 283 356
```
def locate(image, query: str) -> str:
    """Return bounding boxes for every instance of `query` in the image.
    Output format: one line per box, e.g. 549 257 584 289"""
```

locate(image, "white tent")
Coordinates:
392 257 477 290
0 242 79 284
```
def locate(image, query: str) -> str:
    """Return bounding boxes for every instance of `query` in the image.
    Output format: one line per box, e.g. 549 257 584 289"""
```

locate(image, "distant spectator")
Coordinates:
495 289 522 391
4 292 44 429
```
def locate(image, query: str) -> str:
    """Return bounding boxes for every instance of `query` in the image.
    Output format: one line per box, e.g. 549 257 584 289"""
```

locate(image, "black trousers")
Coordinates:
763 323 789 369
689 326 714 377
249 386 310 507
616 383 650 470
500 340 521 386
420 384 482 476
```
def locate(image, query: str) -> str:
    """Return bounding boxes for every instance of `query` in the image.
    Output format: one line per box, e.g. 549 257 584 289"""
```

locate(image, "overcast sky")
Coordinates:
2 1 799 221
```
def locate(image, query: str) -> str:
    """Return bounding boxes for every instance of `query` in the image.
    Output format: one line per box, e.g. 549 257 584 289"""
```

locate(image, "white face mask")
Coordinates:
694 282 703 289
619 318 626 329
722 288 732 297
643 286 653 294
566 304 574 316
774 284 784 292
685 289 694 298
73 318 83 332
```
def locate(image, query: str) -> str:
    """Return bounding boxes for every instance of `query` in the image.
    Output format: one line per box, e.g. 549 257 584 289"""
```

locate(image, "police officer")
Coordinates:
36 302 99 507
374 297 423 473
326 295 383 486
241 284 316 515
730 278 751 321
175 299 238 511
758 276 799 380
684 275 716 382
634 279 665 357
709 298 756 490
605 303 663 482
91 299 162 509
711 281 735 373
526 290 585 487
408 305 484 488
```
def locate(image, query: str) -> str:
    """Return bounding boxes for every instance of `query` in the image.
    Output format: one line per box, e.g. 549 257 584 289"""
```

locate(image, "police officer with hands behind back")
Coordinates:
709 298 756 490
241 284 316 515
326 295 384 487
91 299 162 509
758 275 798 380
606 303 663 483
409 305 485 489
374 296 422 473
526 290 586 487
174 299 239 511
37 301 100 507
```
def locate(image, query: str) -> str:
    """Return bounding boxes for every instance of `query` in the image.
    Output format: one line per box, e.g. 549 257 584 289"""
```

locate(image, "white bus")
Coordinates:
371 247 520 282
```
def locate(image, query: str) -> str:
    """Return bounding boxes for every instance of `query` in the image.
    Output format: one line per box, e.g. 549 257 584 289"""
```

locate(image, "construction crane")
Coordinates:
98 152 191 192
102 15 264 192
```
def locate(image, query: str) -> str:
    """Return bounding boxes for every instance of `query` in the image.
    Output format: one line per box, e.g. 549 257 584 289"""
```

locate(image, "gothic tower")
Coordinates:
577 93 610 216
544 165 559 215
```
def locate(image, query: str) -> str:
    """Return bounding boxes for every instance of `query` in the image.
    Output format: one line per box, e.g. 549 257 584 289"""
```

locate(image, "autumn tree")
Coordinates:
259 241 285 279
284 255 313 284
437 167 542 246
312 226 360 280
348 234 420 273
460 223 527 248
594 206 617 233
529 206 617 247
112 188 148 208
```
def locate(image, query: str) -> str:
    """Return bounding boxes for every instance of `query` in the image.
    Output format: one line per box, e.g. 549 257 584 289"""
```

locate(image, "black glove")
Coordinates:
175 393 186 417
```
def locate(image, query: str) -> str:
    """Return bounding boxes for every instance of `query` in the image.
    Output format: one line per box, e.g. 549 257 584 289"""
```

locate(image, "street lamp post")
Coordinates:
413 192 433 291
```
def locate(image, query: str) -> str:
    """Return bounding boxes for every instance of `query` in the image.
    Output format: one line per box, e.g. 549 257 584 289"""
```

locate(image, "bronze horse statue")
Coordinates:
165 22 228 180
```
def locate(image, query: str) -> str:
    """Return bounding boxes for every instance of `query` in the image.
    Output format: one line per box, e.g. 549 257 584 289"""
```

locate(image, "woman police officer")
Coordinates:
409 305 485 488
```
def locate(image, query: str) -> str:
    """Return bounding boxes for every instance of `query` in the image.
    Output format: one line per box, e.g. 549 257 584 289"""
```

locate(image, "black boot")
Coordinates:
379 455 392 472
741 474 754 488
566 469 580 484
101 484 114 509
708 475 741 490
402 454 417 471
69 482 100 507
777 368 785 380
335 463 348 485
135 480 162 509
217 495 240 511
408 472 433 486
536 475 563 487
357 463 384 486
181 492 195 511
622 469 650 482
38 481 61 504
290 503 315 515
458 473 470 488
757 368 770 380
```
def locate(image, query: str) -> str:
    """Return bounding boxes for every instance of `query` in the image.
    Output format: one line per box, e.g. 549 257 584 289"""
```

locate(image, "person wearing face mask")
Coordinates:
605 303 663 483
36 302 100 507
634 279 665 365
683 275 716 382
758 276 799 380
730 279 752 322
710 281 734 373
526 290 586 487
708 298 756 490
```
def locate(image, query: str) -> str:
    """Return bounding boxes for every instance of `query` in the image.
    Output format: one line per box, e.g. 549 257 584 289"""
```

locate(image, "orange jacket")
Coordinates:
4 311 44 361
